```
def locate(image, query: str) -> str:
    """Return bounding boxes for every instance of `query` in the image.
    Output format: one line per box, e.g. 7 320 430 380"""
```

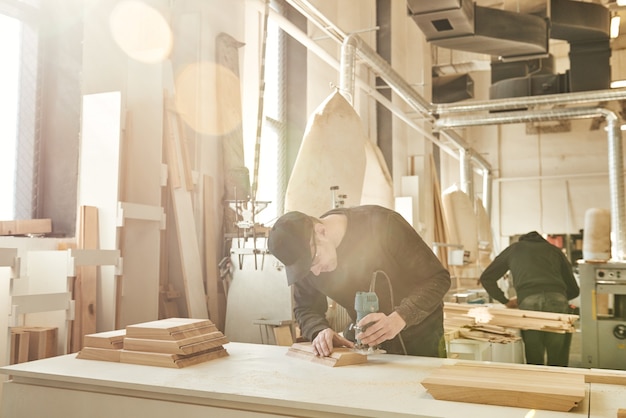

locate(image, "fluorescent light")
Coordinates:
611 80 626 88
618 0 626 6
611 15 621 39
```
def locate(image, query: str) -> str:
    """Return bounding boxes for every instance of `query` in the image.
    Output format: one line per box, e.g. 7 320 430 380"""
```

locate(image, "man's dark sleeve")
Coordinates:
384 213 451 327
292 278 332 341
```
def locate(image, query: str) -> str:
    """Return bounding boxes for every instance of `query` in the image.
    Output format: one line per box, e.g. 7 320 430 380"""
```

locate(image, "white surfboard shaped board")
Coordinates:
361 139 394 208
442 187 479 264
475 197 494 269
285 90 393 216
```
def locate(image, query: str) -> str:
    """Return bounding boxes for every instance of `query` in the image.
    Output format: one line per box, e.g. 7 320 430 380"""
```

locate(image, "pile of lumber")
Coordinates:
77 318 228 368
444 302 578 334
286 342 367 367
10 326 58 364
421 363 586 412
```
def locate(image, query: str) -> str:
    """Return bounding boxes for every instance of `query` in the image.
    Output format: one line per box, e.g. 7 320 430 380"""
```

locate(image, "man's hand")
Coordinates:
311 328 354 357
505 297 518 309
355 311 406 347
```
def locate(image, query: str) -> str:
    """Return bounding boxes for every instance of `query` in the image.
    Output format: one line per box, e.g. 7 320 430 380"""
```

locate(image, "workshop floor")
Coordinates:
568 327 582 368
569 326 582 367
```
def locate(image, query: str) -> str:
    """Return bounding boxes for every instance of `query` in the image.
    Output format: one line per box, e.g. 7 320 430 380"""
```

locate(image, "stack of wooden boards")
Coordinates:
286 342 367 367
10 326 58 364
421 363 586 412
77 318 228 368
444 302 578 343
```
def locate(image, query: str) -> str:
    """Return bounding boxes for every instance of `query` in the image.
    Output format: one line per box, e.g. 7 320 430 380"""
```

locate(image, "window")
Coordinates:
0 13 21 219
0 0 40 223
245 0 286 226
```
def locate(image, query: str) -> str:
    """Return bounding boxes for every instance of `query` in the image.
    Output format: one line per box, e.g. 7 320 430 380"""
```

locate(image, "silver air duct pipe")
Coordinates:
340 33 434 117
435 107 626 261
435 88 626 115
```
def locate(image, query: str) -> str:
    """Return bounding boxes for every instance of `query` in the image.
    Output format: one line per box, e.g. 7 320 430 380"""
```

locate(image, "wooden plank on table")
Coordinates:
120 345 228 368
618 409 626 418
125 318 216 340
123 332 228 355
421 364 585 412
454 359 626 386
77 346 122 362
286 343 367 367
0 219 52 236
83 329 126 349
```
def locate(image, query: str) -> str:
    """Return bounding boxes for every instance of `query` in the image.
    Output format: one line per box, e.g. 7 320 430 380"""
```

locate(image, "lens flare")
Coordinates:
109 0 172 63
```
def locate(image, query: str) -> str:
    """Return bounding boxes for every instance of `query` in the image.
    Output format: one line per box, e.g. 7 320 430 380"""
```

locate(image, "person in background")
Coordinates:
479 231 580 366
267 205 451 358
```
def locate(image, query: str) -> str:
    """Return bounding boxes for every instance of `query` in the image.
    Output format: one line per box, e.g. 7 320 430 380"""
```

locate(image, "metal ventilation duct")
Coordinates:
408 0 611 99
407 0 549 59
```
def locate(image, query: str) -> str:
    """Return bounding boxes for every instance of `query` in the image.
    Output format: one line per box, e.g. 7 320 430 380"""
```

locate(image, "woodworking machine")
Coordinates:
579 261 626 370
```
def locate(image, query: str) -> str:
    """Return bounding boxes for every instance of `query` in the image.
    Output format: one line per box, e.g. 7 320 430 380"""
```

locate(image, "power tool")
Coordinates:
353 291 379 352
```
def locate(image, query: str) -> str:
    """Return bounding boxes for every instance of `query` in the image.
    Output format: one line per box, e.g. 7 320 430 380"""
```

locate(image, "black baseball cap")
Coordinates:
268 211 315 285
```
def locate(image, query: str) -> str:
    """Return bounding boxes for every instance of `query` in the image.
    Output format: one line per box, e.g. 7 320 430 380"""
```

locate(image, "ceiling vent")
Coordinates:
408 0 611 101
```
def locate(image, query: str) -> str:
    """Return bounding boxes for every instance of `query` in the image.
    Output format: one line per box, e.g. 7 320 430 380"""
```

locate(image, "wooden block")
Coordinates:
123 332 229 355
617 409 626 418
125 318 216 340
119 346 228 368
273 325 294 347
0 219 52 236
83 329 126 349
421 364 585 412
11 327 58 361
10 330 30 364
76 347 122 362
286 343 367 367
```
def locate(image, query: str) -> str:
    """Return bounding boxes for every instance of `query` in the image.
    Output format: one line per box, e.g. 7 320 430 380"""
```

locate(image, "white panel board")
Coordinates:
78 92 122 331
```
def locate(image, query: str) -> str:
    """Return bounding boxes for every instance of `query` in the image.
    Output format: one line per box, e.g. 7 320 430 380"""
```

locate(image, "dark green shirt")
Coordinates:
292 205 451 343
479 231 580 305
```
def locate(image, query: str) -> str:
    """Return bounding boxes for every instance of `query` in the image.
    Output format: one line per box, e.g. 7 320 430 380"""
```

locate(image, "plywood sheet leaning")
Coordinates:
421 364 585 412
286 342 367 367
163 94 209 320
441 188 479 264
70 205 99 353
285 91 393 217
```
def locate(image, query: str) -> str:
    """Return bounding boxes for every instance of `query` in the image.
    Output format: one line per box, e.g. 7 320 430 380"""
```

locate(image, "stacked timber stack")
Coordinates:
444 302 578 337
76 329 126 362
78 318 228 368
9 327 58 364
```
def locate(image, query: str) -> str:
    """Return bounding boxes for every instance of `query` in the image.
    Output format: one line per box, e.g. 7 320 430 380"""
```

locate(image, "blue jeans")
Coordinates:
518 292 571 366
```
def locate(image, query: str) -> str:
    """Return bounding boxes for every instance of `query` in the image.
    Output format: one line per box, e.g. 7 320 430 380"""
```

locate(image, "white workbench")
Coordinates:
0 342 623 418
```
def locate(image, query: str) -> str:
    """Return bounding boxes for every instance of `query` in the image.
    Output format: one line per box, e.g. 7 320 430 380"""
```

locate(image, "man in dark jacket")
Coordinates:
268 205 451 358
479 231 580 366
